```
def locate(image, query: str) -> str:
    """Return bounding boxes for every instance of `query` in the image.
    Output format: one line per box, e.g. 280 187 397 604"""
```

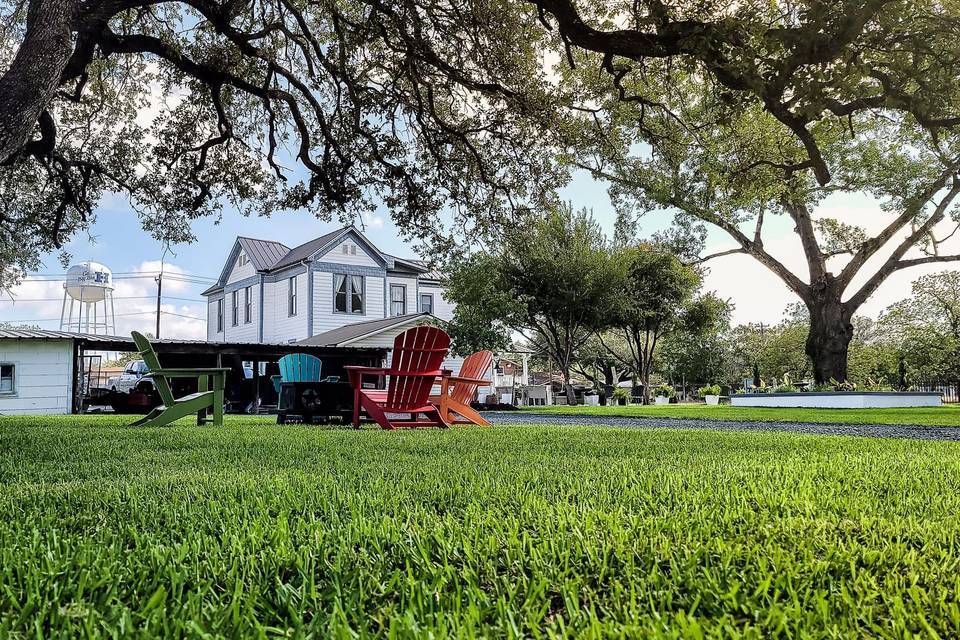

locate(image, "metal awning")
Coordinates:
0 329 381 357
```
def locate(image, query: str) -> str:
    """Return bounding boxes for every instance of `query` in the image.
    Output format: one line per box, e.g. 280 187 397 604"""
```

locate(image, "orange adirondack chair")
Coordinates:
431 350 493 426
345 326 451 429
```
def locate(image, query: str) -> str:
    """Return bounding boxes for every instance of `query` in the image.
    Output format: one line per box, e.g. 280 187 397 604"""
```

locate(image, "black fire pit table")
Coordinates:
277 379 355 425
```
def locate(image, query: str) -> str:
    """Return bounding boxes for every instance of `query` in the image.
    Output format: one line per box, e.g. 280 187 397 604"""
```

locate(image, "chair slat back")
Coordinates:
278 353 322 382
131 331 175 406
385 326 450 411
450 350 493 405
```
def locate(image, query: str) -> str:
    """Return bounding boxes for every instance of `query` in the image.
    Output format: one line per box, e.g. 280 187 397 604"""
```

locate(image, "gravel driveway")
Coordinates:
485 411 960 441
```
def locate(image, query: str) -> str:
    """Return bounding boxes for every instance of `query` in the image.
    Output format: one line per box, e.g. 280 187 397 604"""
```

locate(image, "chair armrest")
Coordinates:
446 375 489 385
343 366 390 376
345 367 446 378
149 368 231 378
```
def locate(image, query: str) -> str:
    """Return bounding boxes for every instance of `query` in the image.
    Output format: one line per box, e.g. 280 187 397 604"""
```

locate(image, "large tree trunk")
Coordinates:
806 295 853 384
0 0 75 162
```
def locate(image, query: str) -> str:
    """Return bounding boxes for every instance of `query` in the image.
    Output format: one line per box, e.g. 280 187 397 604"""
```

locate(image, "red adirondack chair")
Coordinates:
431 350 493 426
345 325 452 429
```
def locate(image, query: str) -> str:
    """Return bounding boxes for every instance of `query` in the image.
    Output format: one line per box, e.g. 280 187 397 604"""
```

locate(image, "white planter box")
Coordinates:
730 392 942 409
704 395 720 406
655 396 670 405
584 395 599 406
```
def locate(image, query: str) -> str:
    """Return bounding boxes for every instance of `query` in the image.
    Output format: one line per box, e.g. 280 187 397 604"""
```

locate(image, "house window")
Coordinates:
350 245 357 255
244 286 252 324
238 253 248 267
390 284 406 316
288 275 298 316
334 274 364 314
342 244 348 254
231 290 239 326
420 293 434 314
0 364 14 394
216 299 224 333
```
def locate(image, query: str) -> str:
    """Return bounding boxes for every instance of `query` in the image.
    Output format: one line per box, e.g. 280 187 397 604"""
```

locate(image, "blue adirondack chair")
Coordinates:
271 353 323 393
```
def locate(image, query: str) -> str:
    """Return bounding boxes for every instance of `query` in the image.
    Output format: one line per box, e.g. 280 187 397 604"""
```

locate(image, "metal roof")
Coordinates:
0 328 384 353
382 253 428 274
238 237 289 271
297 313 437 346
0 328 126 341
0 328 272 346
270 228 345 270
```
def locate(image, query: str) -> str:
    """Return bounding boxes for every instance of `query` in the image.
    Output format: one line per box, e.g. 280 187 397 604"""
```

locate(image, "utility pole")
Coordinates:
154 272 162 338
155 245 169 339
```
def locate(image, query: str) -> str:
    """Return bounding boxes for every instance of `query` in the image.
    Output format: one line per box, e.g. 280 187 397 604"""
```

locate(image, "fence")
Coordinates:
910 380 960 404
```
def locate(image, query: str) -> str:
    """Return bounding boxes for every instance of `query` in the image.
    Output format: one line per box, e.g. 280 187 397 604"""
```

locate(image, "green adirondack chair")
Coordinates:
128 331 230 428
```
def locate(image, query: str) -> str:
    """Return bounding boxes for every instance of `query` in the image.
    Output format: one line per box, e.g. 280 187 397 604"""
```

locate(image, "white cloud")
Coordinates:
362 212 385 230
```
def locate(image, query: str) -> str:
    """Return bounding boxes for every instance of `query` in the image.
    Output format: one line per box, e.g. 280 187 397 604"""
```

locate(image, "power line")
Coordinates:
18 272 216 283
2 311 159 323
160 310 205 322
4 309 206 324
0 295 206 303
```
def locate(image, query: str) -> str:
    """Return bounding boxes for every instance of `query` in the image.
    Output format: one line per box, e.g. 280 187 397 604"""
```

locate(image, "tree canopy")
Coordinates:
3 0 960 381
445 205 622 401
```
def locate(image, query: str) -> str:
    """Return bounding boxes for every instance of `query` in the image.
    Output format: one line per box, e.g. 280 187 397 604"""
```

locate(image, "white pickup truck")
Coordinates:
106 360 154 394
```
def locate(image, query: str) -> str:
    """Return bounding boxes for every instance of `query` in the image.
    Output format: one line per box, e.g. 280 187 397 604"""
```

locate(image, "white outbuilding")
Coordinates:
0 330 75 415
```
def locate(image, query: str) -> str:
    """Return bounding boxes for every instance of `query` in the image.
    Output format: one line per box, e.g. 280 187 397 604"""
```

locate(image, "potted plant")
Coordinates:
612 387 631 406
698 384 721 406
653 384 675 405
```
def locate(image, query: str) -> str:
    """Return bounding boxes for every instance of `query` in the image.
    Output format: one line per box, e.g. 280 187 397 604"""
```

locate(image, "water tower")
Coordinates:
59 261 116 335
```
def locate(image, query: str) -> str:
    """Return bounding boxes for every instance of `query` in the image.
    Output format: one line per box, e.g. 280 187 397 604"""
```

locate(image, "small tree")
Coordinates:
446 205 622 403
604 245 721 404
657 303 735 390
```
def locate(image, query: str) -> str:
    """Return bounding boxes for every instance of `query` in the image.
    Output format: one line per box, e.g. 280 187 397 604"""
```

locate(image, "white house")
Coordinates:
201 225 465 371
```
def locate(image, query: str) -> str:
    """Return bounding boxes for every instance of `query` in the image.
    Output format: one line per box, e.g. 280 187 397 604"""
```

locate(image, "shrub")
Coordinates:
654 384 676 398
811 378 859 392
698 384 721 397
612 387 631 402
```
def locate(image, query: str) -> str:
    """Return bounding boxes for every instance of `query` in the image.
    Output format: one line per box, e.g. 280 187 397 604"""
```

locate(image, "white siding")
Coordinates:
417 283 455 321
312 271 337 335
222 284 259 343
311 272 386 338
0 340 73 415
207 297 224 342
227 252 257 284
386 276 417 316
318 238 381 268
264 273 308 342
367 277 385 319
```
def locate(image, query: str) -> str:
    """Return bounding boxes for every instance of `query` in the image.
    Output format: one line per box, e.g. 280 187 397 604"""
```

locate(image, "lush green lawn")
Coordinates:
4 415 960 637
520 402 960 426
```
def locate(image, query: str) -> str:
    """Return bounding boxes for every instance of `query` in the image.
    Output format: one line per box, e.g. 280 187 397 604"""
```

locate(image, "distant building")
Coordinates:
201 224 463 372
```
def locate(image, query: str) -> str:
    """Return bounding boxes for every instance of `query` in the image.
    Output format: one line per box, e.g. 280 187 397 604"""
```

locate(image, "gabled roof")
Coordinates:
269 228 345 270
238 237 289 271
203 236 291 295
297 313 438 347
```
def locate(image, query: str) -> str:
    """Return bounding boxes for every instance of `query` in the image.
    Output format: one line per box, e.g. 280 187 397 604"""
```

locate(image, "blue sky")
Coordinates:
1 170 946 338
